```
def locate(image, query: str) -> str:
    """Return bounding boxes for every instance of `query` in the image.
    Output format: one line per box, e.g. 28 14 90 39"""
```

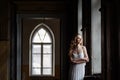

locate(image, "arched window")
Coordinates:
29 23 55 76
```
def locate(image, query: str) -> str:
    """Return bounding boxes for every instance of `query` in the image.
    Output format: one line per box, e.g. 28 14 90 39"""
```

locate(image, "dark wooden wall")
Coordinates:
101 0 120 80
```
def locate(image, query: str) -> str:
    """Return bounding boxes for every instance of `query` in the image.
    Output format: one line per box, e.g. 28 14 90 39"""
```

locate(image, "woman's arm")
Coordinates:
70 57 86 64
82 46 89 62
69 48 89 64
69 50 76 63
69 53 84 64
73 46 89 63
73 59 86 64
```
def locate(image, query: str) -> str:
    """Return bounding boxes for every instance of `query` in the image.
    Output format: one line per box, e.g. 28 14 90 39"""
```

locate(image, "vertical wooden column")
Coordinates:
82 0 91 75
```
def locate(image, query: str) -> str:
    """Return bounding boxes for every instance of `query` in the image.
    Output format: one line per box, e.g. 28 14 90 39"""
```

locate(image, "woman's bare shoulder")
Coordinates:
68 49 73 55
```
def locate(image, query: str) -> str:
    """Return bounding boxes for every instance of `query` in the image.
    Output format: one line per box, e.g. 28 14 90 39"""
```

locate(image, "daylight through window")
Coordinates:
29 23 55 76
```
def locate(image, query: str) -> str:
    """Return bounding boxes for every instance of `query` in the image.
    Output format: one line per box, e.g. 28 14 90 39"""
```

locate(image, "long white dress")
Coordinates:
69 50 86 80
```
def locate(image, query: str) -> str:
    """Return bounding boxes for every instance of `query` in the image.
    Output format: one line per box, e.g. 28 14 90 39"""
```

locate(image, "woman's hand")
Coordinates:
80 58 89 62
72 58 86 64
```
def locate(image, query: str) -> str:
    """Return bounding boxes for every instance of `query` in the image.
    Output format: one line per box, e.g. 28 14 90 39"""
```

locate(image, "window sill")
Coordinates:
84 74 101 80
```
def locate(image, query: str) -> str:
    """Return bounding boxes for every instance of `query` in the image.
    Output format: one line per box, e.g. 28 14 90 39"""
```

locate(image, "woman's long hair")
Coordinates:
68 34 83 56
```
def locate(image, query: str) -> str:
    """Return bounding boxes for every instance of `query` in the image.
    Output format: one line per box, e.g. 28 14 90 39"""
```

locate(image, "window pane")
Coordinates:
38 28 51 43
32 45 41 53
32 54 41 67
43 33 51 43
32 69 41 75
38 28 46 42
32 33 41 43
91 0 101 74
43 69 52 75
43 55 52 67
43 45 52 53
32 28 51 43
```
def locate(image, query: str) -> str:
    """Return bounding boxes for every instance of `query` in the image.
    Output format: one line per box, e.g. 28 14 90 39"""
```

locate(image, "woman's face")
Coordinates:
76 35 82 44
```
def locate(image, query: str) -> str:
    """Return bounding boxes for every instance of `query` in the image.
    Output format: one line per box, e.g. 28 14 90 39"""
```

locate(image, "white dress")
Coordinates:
69 50 86 80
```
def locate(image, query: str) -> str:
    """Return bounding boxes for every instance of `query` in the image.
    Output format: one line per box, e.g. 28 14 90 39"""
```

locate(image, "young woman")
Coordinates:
68 34 89 80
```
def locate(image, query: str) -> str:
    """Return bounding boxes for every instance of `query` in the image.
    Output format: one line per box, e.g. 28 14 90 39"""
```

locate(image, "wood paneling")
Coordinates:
0 41 9 80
